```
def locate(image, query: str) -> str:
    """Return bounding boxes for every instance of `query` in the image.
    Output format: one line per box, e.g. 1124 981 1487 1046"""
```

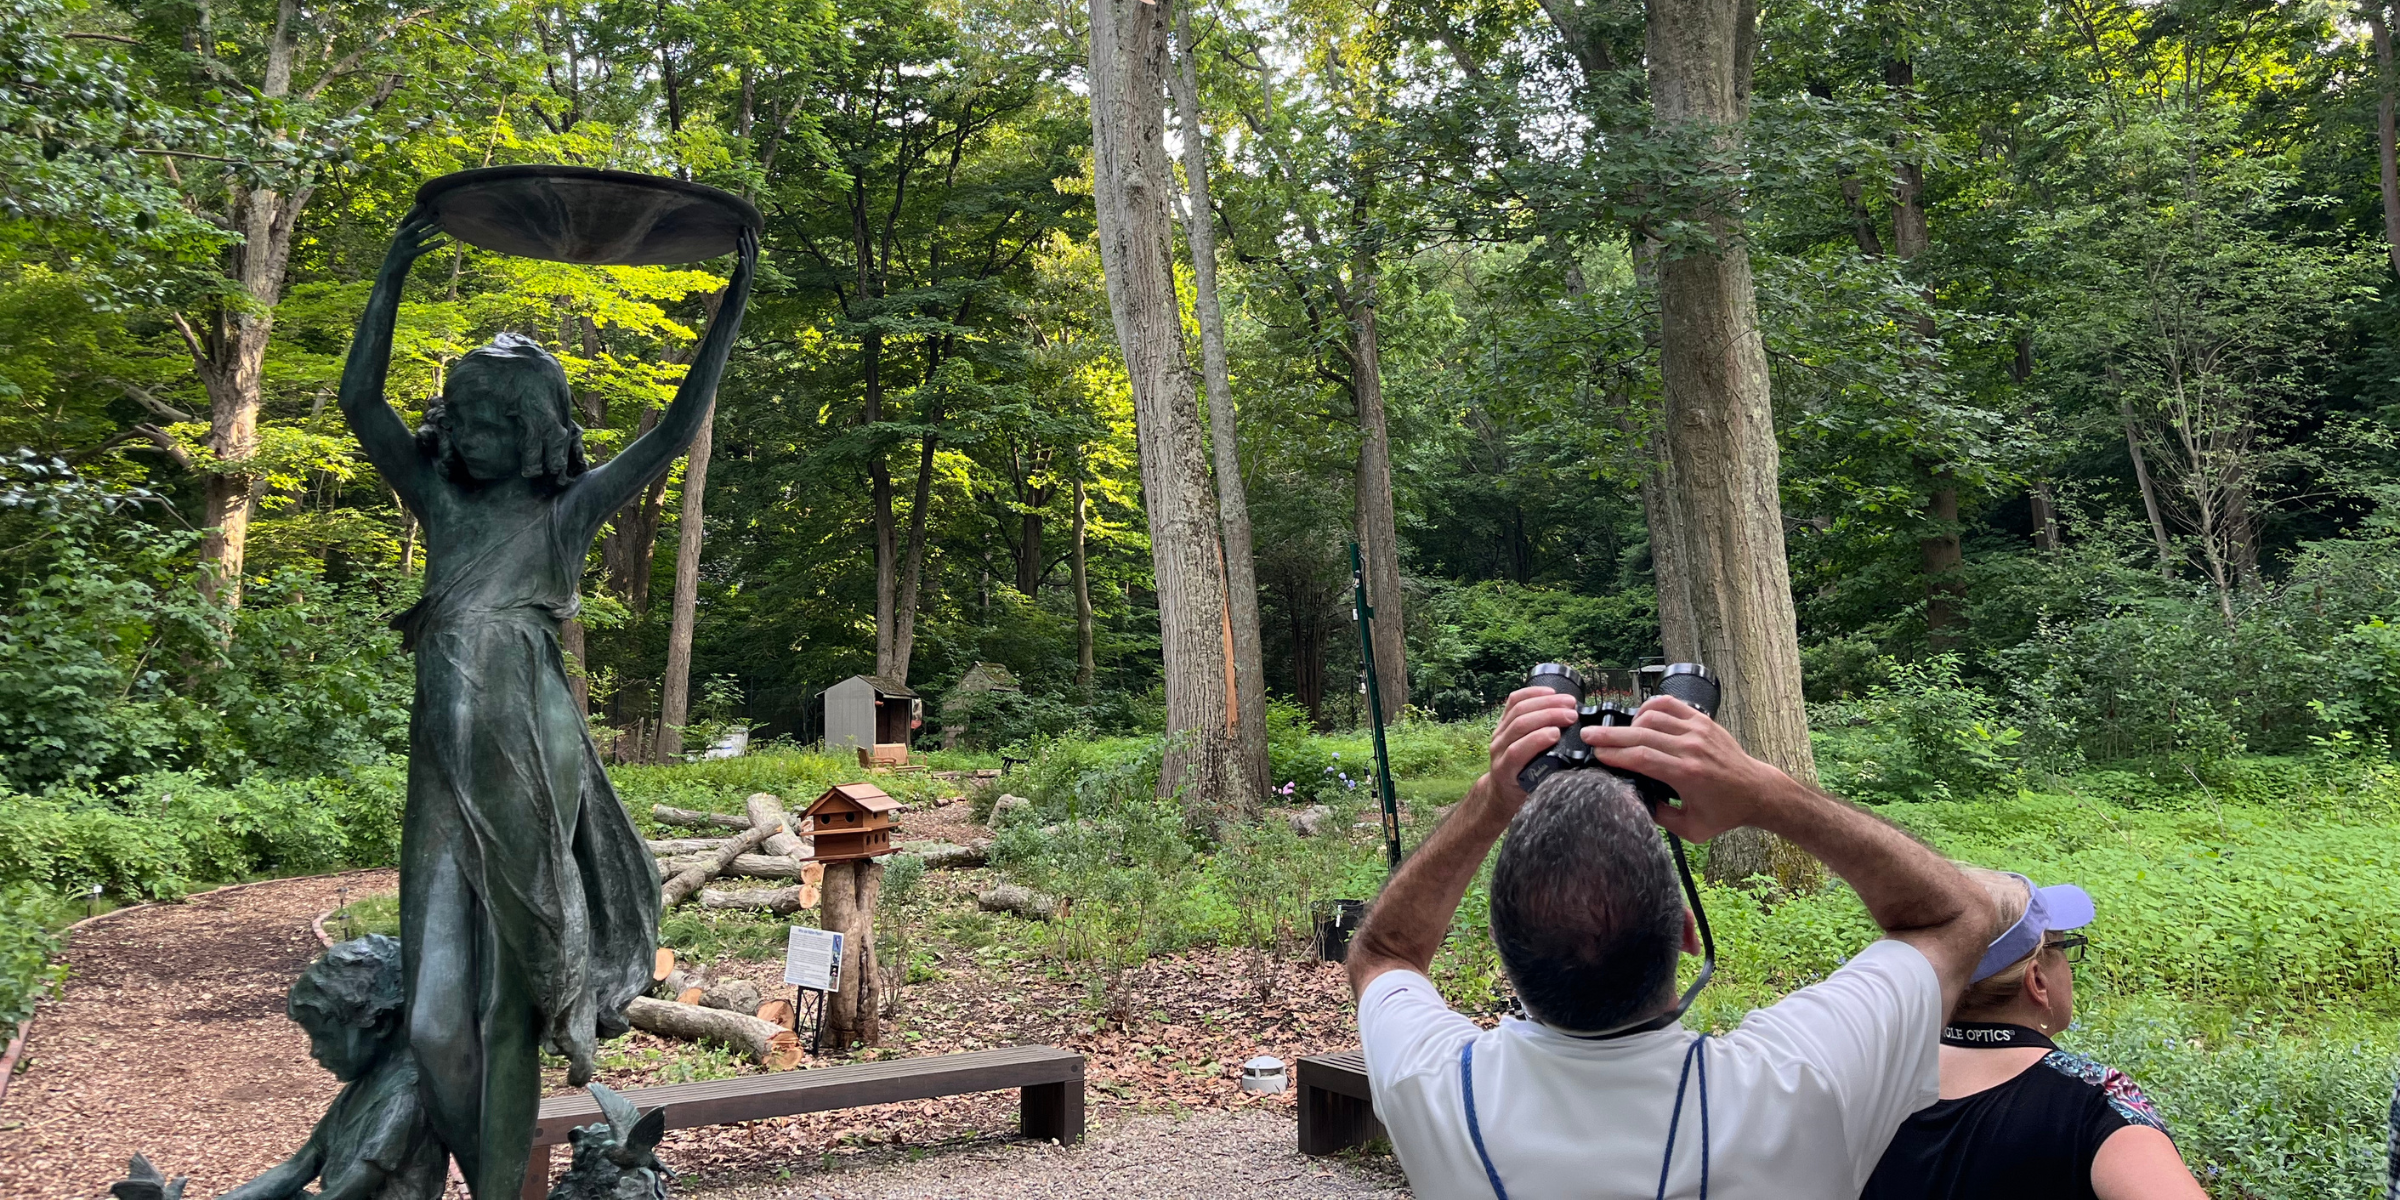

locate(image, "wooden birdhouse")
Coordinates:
803 782 901 862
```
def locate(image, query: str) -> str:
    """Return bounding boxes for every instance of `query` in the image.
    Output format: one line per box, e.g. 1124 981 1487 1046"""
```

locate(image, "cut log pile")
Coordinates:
639 954 802 1068
650 795 823 910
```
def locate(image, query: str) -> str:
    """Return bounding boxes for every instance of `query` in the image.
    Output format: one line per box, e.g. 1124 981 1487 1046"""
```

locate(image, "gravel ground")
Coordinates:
0 870 398 1200
685 1108 1409 1200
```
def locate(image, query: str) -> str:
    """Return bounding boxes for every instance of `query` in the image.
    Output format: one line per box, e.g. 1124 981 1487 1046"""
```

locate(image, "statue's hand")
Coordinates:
380 207 448 279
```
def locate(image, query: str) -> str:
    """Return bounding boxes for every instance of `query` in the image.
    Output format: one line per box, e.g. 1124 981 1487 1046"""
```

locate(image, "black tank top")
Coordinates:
1863 1023 2172 1200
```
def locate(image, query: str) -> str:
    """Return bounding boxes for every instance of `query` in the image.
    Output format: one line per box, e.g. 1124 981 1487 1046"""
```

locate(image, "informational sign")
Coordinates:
783 926 843 992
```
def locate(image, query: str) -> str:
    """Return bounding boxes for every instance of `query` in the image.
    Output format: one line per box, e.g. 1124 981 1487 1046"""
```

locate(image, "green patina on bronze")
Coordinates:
333 201 755 1200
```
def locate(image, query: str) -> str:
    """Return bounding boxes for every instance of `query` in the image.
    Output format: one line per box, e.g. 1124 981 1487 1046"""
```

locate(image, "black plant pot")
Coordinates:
1314 899 1366 963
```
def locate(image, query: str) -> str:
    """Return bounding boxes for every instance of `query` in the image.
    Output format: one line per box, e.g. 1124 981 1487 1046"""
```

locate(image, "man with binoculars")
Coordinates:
1344 671 2026 1199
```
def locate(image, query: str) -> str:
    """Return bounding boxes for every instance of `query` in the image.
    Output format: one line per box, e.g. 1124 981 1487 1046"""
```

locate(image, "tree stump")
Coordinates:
819 858 885 1049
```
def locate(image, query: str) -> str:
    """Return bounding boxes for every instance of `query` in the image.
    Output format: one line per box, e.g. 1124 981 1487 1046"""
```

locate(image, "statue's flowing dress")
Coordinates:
394 499 660 1082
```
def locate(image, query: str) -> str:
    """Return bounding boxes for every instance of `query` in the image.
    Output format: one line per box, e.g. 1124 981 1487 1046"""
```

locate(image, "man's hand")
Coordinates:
1480 686 1581 818
1582 694 1801 841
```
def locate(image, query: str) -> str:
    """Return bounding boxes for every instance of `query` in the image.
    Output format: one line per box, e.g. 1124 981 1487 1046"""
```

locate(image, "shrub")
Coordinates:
0 884 65 1043
956 690 1082 751
992 788 1195 1025
1814 655 2024 801
0 764 406 897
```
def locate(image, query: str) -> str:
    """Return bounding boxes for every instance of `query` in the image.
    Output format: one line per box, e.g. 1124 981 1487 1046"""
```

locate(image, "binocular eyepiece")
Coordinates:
1515 662 1721 806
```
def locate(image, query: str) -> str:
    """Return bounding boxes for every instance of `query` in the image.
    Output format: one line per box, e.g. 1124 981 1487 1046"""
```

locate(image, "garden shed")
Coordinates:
939 661 1021 749
821 675 919 754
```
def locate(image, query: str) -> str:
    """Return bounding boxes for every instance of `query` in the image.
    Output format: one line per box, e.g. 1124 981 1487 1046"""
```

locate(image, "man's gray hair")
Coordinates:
1490 770 1685 1034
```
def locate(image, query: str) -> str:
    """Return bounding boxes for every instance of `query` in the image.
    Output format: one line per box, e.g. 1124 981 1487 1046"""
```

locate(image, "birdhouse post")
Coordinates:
802 783 902 1047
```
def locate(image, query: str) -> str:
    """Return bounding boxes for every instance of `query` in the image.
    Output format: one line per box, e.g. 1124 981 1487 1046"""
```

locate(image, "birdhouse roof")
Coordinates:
807 782 901 815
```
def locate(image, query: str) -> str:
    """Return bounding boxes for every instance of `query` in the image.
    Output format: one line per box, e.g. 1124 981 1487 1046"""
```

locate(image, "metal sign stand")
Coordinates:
795 985 829 1052
1350 541 1403 873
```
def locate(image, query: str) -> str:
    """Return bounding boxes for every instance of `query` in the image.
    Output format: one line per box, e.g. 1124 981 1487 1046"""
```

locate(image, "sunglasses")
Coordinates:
2043 933 2088 964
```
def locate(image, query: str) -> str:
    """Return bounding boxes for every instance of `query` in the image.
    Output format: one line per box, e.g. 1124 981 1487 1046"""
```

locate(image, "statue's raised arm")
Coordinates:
337 208 449 517
562 226 758 538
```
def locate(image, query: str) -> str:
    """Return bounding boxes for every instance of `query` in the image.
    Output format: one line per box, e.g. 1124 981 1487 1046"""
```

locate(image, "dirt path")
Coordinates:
688 1109 1407 1200
0 816 1411 1200
0 870 396 1200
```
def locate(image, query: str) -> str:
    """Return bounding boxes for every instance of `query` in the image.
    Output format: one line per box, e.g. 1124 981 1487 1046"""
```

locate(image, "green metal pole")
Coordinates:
1351 542 1402 872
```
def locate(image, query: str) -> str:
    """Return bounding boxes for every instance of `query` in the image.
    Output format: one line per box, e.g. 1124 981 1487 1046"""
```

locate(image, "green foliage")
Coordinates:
0 883 66 1043
0 765 405 898
991 783 1195 1024
954 689 1083 751
1814 655 2025 801
2072 1005 2398 1200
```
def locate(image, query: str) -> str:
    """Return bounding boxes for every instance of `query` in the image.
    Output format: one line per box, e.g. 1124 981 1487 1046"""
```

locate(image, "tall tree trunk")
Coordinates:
1919 470 1963 649
191 178 311 609
868 330 902 680
563 618 589 718
2121 398 2176 579
601 406 669 610
187 0 314 610
1647 0 1819 891
1073 478 1096 688
2030 481 2060 552
1173 13 1271 798
1346 271 1410 724
1018 505 1046 596
888 429 937 685
1089 0 1255 824
1886 48 1962 649
2373 4 2400 277
654 404 714 764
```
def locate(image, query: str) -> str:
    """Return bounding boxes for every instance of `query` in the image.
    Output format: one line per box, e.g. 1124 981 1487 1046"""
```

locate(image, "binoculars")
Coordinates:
1513 662 1721 807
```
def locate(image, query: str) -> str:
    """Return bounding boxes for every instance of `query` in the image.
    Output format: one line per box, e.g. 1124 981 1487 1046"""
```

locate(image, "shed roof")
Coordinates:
808 781 901 814
956 662 1020 690
818 674 917 698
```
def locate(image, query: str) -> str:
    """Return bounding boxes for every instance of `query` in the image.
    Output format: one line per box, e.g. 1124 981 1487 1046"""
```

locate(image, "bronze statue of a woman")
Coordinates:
335 206 755 1199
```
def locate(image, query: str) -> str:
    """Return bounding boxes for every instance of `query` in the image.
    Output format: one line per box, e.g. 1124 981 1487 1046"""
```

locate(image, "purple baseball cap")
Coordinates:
1971 874 2096 983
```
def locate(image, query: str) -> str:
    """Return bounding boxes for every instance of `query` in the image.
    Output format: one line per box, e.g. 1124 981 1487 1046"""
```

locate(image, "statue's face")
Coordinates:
442 391 525 482
292 997 384 1081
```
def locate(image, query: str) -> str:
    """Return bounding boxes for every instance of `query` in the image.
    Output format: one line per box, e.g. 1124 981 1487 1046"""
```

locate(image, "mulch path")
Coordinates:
0 870 397 1200
0 798 1404 1200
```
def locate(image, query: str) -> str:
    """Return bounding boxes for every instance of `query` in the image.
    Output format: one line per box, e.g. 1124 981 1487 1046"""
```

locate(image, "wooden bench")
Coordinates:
523 1045 1084 1198
1297 1049 1384 1156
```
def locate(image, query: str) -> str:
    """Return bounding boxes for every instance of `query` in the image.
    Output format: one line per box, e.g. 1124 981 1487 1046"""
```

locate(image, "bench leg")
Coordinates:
1298 1085 1384 1156
1020 1076 1083 1145
521 1143 552 1200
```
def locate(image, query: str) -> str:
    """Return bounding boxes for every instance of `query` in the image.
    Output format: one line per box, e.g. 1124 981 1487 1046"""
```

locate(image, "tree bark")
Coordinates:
654 403 714 764
652 804 752 831
1172 13 1271 796
1346 271 1410 723
1920 470 1963 648
562 617 589 718
1088 0 1255 824
601 406 669 611
888 427 938 684
2030 481 2060 552
2373 3 2400 277
1647 0 1819 891
820 859 884 1048
1073 477 1096 688
624 996 802 1069
744 792 809 858
661 822 772 906
2121 397 2177 579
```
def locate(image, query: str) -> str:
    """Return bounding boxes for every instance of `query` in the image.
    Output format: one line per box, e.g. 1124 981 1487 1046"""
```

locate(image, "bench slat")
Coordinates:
532 1046 1082 1146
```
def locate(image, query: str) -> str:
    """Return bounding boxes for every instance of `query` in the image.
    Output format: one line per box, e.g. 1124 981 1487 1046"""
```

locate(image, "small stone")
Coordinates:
1287 805 1335 837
